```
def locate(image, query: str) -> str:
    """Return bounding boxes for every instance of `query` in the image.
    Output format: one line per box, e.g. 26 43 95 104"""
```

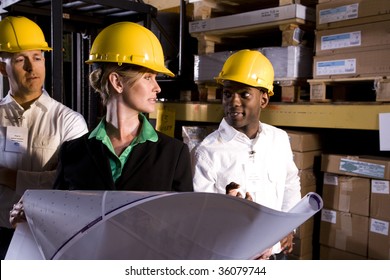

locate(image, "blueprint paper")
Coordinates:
6 190 322 260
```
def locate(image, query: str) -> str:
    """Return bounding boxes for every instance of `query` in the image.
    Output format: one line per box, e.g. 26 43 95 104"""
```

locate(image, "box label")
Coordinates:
316 59 356 76
371 180 390 194
370 218 389 236
319 3 359 24
321 209 336 224
323 173 338 185
339 158 386 178
321 31 361 50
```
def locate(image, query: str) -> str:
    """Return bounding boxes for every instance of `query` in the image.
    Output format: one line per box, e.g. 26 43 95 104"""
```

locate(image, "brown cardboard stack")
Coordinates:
322 173 370 216
368 179 390 259
320 154 390 259
187 0 316 102
286 129 322 260
311 0 390 101
319 245 367 260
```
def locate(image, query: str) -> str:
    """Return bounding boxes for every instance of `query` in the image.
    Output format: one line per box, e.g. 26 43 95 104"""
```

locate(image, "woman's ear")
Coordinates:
108 72 123 94
260 91 269 108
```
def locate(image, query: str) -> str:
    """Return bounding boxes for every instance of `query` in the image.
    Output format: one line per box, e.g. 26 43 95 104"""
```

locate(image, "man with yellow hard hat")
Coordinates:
192 50 302 260
0 16 88 259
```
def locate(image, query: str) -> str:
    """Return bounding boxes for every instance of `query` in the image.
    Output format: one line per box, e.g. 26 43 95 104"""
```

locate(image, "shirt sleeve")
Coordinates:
15 110 88 194
62 112 89 142
192 147 218 193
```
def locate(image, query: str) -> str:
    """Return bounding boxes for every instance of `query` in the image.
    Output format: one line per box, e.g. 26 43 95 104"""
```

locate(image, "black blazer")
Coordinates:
53 131 193 192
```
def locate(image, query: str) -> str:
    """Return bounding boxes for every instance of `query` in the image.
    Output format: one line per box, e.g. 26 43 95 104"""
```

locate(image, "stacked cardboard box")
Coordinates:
320 154 390 259
319 245 367 260
187 1 316 102
311 0 390 101
194 46 313 84
369 179 390 259
286 130 322 259
193 46 314 102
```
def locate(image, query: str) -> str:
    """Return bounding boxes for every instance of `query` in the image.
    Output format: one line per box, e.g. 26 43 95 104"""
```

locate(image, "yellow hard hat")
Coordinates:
0 16 52 52
86 21 174 77
215 49 274 96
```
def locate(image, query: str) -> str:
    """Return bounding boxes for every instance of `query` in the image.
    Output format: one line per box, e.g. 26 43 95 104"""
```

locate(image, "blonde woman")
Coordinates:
53 22 193 192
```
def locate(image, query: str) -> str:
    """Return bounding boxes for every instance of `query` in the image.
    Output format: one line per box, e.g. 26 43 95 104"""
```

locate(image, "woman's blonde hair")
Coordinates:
89 63 148 105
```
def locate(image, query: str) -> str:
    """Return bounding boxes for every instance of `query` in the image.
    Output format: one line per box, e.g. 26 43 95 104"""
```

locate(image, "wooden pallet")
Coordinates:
276 79 310 103
193 22 312 54
195 82 221 102
189 3 315 54
308 77 390 102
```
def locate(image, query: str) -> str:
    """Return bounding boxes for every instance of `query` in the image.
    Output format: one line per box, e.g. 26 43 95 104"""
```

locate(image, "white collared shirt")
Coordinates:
192 118 301 253
0 90 88 228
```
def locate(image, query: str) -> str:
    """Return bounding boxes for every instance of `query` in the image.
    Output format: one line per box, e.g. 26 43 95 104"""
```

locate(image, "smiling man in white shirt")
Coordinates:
192 50 301 260
0 16 88 259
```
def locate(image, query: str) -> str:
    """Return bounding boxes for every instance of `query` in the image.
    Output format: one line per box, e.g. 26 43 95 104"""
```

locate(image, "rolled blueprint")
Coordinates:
6 190 323 260
288 192 323 214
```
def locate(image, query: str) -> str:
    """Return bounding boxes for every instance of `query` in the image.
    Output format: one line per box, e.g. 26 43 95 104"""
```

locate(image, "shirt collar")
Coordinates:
89 113 158 143
219 118 261 143
1 89 51 111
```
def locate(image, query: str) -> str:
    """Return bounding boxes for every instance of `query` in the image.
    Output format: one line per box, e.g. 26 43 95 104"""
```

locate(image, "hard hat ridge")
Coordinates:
215 49 274 96
0 16 52 53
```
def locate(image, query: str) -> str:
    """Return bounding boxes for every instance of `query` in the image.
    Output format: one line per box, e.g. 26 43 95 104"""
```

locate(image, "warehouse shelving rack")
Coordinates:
0 0 193 128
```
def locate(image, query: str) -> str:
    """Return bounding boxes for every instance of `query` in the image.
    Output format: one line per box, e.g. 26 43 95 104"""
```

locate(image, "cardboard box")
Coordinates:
292 236 313 256
368 218 390 259
193 51 233 83
320 209 369 256
286 130 322 152
194 46 313 83
321 154 390 180
322 173 370 216
316 0 390 30
320 245 367 260
190 4 315 34
299 168 318 188
261 46 313 80
370 180 390 220
315 20 390 56
293 150 322 170
301 184 317 196
313 48 390 79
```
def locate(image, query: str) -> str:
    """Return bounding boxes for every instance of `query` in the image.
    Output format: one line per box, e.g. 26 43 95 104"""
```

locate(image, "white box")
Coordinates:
189 4 315 34
194 46 313 82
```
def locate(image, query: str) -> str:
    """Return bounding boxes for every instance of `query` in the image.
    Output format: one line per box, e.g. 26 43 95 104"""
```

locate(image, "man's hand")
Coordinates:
225 182 253 201
9 198 26 228
280 232 295 254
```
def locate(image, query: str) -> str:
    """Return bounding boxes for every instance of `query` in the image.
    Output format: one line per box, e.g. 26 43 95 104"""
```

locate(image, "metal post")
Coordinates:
51 0 63 102
178 0 185 78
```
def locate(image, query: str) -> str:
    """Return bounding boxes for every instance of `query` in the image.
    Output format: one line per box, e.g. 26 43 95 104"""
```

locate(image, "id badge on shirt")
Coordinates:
5 126 28 153
245 162 262 193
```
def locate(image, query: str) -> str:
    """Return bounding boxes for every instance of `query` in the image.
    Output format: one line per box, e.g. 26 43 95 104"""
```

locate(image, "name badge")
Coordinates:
5 126 28 153
245 162 261 192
